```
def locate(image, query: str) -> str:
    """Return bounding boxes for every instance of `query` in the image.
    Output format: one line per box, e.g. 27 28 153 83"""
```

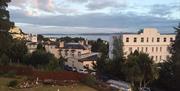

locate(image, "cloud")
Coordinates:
67 0 88 3
86 0 126 10
10 8 179 33
8 0 180 34
149 3 180 18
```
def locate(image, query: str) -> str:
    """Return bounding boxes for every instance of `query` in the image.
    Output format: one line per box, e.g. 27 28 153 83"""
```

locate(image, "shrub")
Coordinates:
4 71 16 78
8 80 18 87
81 75 97 86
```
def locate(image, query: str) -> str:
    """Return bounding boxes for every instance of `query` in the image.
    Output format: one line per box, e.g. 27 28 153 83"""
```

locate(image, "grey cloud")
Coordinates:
10 8 180 33
149 4 180 16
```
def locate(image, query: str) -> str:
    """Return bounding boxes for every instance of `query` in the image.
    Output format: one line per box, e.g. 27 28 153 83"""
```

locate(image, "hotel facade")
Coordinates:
109 28 175 63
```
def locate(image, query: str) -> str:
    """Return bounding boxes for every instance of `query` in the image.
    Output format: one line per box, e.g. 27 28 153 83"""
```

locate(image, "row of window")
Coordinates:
126 37 174 43
64 51 81 57
151 55 170 61
128 46 169 53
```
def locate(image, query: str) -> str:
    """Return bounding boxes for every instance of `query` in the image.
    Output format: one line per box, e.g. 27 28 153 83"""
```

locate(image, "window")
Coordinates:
152 38 154 42
78 51 81 56
85 64 89 68
152 56 154 60
160 47 162 52
156 56 158 61
134 37 137 42
166 55 170 60
129 47 132 52
141 47 144 52
137 47 139 51
170 37 173 42
141 37 144 42
152 47 154 52
72 53 74 57
146 47 148 52
147 38 149 42
164 38 166 42
157 37 160 42
126 37 129 42
156 47 158 52
160 56 162 60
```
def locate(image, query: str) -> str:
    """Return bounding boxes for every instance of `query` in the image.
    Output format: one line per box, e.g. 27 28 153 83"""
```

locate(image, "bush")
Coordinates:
8 80 18 87
81 75 97 86
4 71 16 78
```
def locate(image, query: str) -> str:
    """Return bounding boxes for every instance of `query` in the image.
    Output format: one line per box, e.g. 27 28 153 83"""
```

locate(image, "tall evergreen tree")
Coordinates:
111 35 125 79
0 0 14 31
171 23 180 90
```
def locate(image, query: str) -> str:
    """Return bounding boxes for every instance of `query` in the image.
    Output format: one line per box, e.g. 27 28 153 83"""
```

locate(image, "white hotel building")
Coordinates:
109 28 175 63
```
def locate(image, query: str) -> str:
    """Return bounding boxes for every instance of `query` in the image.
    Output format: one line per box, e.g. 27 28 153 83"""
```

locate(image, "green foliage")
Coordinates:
4 71 16 78
123 51 159 89
24 50 53 67
8 80 18 87
160 23 180 91
81 75 97 86
0 53 9 65
46 57 59 71
37 34 44 42
37 43 46 51
7 40 28 63
112 36 124 60
0 31 13 55
90 38 109 56
0 0 14 31
23 50 64 71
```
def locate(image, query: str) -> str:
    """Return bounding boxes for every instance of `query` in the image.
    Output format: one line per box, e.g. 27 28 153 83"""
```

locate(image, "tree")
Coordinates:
0 53 9 65
170 23 180 90
37 34 44 42
90 38 109 56
0 0 14 31
111 36 125 79
0 0 14 65
7 40 28 63
0 31 13 55
37 43 45 51
123 51 159 90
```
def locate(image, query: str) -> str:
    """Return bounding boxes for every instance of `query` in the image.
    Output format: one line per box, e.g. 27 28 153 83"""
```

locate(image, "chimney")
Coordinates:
85 39 88 45
59 41 64 48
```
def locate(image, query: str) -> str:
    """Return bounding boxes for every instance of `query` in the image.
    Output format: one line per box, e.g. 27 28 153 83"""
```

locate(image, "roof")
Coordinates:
79 54 98 62
63 43 87 50
26 42 38 45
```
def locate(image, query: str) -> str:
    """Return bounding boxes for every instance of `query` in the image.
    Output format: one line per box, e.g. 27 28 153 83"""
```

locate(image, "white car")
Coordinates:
78 69 88 74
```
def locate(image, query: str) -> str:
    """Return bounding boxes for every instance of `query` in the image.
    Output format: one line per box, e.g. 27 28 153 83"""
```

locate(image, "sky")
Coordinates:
8 0 180 34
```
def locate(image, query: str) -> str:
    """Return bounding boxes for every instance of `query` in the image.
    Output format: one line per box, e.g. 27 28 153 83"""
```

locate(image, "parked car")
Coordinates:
77 69 88 74
72 67 77 72
64 65 72 71
106 80 132 91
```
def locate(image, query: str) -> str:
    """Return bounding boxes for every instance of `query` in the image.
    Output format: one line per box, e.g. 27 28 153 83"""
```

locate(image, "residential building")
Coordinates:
60 40 98 71
26 42 38 53
109 28 175 63
65 53 97 71
24 34 38 42
44 42 60 58
9 26 25 39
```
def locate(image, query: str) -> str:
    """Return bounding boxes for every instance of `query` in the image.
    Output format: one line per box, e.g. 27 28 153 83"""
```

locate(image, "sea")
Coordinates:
42 34 119 42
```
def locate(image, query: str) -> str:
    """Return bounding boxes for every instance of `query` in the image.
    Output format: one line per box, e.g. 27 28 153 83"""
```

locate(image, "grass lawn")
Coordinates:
0 77 97 91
